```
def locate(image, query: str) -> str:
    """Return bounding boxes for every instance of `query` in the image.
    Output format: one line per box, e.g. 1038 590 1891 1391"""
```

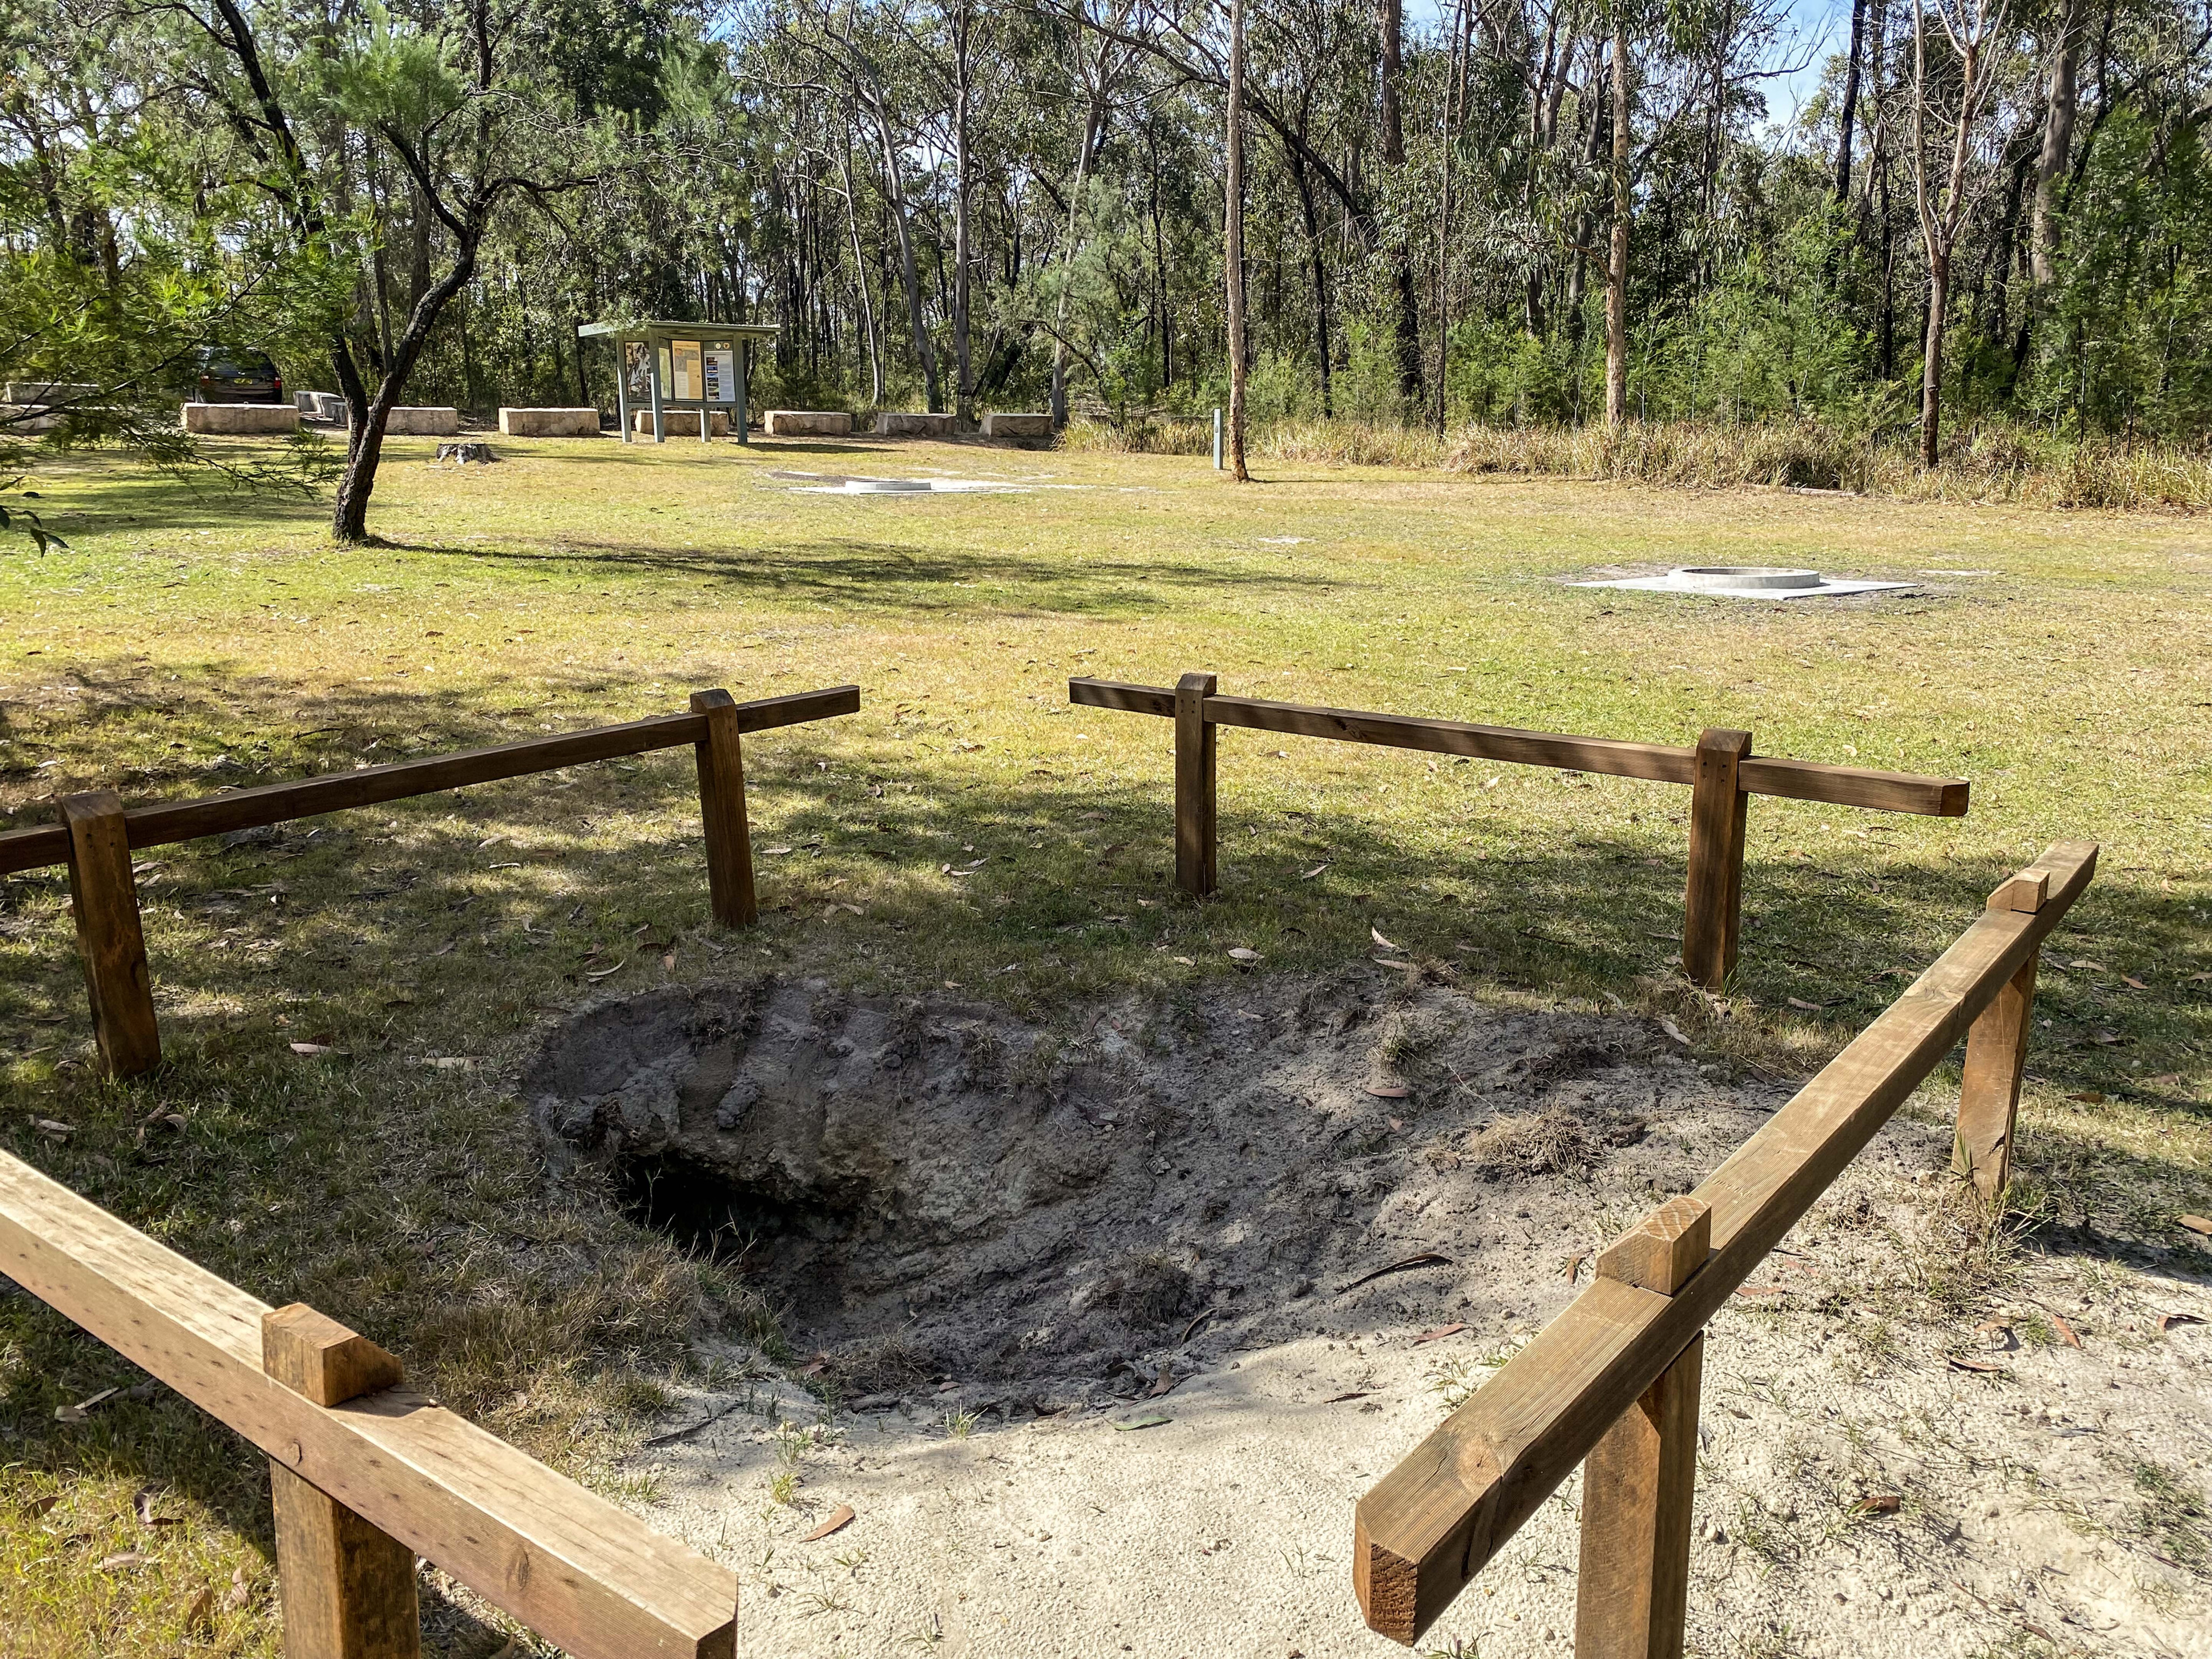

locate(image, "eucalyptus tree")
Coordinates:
118 0 617 538
783 0 947 410
1906 0 2013 462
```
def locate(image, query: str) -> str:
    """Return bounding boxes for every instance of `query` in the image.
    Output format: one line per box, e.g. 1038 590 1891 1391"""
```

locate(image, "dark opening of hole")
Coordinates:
615 1155 846 1263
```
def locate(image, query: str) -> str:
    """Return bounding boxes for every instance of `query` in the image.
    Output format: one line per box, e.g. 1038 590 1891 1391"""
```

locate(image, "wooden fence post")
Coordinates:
1953 868 2047 1199
1574 1196 1710 1659
60 791 160 1079
1682 729 1751 991
1175 671 1218 897
262 1305 420 1659
690 689 757 927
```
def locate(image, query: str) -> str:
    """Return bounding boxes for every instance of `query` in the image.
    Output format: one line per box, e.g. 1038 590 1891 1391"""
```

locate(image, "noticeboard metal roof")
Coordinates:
578 320 781 341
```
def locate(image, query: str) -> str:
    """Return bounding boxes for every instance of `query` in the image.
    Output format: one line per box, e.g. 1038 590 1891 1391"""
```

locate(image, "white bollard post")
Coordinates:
1212 407 1223 470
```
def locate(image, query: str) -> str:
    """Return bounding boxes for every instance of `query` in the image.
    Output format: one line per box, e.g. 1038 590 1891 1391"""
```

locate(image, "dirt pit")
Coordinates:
522 971 2212 1658
528 968 1771 1413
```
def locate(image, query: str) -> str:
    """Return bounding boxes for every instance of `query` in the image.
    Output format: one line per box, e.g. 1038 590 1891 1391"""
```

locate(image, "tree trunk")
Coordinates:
1379 0 1425 408
1435 0 1466 434
1566 80 1606 339
1878 160 1895 379
1920 248 1948 466
952 1 975 422
2031 0 2083 286
1834 0 1866 205
1911 7 1986 468
1606 24 1631 430
1050 83 1105 428
407 183 430 313
334 237 480 541
1150 130 1174 391
1227 0 1250 481
1292 154 1333 419
838 144 885 404
867 91 940 412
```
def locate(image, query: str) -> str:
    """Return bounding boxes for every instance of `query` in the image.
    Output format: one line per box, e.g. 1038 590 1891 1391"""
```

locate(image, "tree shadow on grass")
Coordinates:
34 463 332 539
2 657 2203 1092
28 437 1081 541
397 534 1346 619
4 672 2202 1104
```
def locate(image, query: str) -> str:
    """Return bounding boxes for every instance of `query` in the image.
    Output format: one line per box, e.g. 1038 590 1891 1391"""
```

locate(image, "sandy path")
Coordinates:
633 1185 2212 1658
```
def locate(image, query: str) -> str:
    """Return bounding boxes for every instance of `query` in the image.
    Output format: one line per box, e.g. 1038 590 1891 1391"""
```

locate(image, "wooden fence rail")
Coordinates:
1352 839 2096 1650
0 685 860 1080
0 1149 738 1658
1067 675 1969 990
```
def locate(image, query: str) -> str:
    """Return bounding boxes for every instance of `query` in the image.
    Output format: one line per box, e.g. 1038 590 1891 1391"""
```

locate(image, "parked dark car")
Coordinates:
192 347 284 404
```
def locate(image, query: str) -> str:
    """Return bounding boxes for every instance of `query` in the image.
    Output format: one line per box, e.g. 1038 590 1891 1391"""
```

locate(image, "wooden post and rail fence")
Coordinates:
0 1147 740 1658
1068 673 1971 990
0 685 860 1080
1 842 2092 1656
4 670 2086 1655
1353 840 2098 1653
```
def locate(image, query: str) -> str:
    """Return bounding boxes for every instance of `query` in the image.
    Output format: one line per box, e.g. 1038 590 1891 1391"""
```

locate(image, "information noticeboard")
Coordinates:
624 341 650 397
704 348 736 404
671 340 702 402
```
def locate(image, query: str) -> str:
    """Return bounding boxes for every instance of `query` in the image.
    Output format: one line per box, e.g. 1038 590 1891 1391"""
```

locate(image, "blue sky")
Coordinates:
1407 0 1853 143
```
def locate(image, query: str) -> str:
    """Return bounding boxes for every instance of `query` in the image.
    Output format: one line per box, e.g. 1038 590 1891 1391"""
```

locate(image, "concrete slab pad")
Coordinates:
1573 565 1914 600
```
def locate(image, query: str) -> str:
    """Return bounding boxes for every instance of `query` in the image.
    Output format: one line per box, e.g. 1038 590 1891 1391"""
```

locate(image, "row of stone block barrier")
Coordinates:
176 401 1055 442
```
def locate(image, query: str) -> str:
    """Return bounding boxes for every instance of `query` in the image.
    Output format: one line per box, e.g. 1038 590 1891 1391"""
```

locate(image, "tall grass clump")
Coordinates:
1060 411 2212 510
1445 419 1864 490
1059 413 1212 455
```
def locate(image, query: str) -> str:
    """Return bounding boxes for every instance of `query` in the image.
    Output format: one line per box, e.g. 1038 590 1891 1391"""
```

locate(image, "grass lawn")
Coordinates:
3 435 2208 1655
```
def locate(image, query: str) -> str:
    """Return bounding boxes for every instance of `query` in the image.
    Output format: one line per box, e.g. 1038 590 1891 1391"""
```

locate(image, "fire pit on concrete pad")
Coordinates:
770 468 1031 495
1575 565 1914 599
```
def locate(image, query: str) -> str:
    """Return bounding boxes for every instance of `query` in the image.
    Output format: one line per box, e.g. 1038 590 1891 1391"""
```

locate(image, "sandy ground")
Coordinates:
530 975 2212 1658
636 1235 2212 1659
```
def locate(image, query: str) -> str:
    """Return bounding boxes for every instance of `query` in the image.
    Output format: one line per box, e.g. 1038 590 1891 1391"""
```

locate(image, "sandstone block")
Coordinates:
874 411 957 437
382 406 461 436
632 409 731 437
763 409 854 437
500 407 601 437
181 402 299 435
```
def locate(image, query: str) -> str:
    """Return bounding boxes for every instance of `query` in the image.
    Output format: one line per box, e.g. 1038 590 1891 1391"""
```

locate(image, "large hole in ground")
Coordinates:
525 972 1785 1410
612 1154 854 1262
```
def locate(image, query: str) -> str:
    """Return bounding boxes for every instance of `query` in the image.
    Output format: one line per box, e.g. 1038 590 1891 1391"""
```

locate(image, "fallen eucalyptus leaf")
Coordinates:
801 1503 855 1542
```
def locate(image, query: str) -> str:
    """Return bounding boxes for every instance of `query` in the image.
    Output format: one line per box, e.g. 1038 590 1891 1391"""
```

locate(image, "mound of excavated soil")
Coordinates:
526 968 1786 1412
